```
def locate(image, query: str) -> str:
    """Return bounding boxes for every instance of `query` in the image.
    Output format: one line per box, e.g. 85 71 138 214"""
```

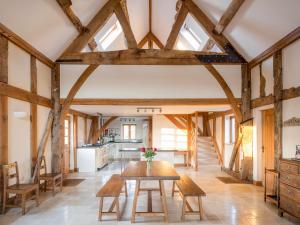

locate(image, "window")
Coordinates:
178 24 202 50
99 21 122 50
123 124 136 140
64 119 69 145
161 128 187 149
225 116 236 144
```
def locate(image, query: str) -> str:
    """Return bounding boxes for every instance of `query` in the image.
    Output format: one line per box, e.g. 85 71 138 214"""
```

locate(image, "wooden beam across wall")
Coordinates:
249 26 300 68
114 2 137 49
0 23 55 68
56 0 98 52
60 0 121 56
62 98 240 106
214 0 245 34
0 82 52 108
30 56 38 166
57 49 245 65
184 0 246 62
164 115 186 130
165 2 188 49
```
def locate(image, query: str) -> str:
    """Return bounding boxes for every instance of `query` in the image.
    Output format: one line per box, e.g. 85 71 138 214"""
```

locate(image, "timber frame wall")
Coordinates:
0 28 93 207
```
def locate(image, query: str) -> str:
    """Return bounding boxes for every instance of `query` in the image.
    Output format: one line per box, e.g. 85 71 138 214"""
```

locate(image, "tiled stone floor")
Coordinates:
1 161 300 225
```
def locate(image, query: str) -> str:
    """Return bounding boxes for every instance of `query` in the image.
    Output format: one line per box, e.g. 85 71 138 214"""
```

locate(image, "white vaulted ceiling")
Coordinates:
0 0 299 115
1 0 299 60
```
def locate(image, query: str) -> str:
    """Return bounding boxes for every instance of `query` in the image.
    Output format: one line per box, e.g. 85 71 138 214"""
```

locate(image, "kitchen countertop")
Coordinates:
119 148 186 152
77 139 143 149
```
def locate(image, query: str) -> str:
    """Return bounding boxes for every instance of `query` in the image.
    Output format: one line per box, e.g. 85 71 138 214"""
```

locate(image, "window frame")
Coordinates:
122 124 136 140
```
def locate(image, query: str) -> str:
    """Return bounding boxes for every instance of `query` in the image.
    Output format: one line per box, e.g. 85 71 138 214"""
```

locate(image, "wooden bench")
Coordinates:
96 174 127 221
172 174 206 221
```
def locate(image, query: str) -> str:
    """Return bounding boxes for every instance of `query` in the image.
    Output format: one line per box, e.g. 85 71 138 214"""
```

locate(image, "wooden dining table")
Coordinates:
121 161 180 223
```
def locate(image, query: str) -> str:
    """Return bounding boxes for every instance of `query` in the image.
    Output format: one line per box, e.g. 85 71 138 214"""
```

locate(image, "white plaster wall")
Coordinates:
251 57 273 100
215 117 222 151
37 106 51 172
69 115 74 170
60 65 242 99
283 39 300 89
152 115 184 149
77 116 85 147
37 59 51 98
8 43 30 91
224 114 234 168
282 97 300 158
8 98 31 183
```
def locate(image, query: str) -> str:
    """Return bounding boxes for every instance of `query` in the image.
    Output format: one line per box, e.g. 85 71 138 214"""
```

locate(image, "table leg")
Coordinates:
159 180 168 222
131 180 140 223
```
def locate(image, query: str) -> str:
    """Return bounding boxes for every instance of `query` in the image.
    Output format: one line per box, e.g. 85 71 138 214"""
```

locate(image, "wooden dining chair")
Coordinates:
2 162 39 215
38 156 63 196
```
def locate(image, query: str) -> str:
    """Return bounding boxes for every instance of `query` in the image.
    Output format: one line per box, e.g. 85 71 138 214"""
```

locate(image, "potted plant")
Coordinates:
140 147 157 166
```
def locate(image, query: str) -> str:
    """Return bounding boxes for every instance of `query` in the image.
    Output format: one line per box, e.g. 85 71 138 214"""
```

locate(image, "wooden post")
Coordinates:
240 63 253 180
273 50 283 171
148 116 152 148
51 64 63 173
30 56 38 170
73 114 78 172
0 34 8 209
221 115 225 164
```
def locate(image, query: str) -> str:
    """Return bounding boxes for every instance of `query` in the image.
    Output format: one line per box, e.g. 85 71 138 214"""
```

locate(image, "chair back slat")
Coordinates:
39 156 47 175
2 162 19 188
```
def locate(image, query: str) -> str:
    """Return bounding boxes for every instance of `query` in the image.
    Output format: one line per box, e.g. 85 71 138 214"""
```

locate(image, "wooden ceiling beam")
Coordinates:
214 0 245 34
114 2 137 49
164 115 186 130
57 49 245 65
249 26 300 68
61 65 99 116
56 0 98 52
148 32 164 49
165 3 188 49
60 0 120 56
184 0 245 62
204 65 242 123
60 98 241 105
138 34 149 48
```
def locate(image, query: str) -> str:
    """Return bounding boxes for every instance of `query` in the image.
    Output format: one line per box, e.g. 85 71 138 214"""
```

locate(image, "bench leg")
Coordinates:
159 181 162 196
98 197 104 221
131 180 140 223
116 197 120 220
124 181 128 197
160 180 168 222
181 196 186 221
172 181 175 197
198 196 204 220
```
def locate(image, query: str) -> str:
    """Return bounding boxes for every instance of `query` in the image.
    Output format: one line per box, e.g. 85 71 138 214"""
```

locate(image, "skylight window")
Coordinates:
99 21 122 50
179 24 202 50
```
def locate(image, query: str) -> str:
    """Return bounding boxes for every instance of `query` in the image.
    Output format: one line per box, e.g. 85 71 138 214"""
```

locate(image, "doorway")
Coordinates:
262 108 275 189
63 116 71 175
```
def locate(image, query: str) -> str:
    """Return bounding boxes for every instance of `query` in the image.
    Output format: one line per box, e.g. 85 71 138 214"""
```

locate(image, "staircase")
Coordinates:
197 136 220 166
